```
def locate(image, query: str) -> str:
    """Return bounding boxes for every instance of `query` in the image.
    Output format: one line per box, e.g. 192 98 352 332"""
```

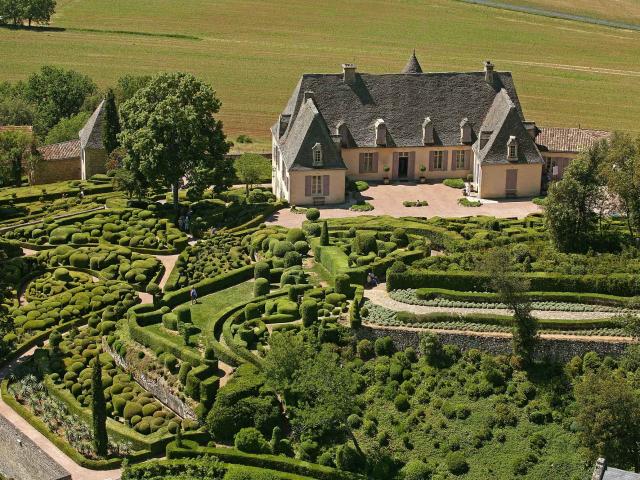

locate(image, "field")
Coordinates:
1 0 640 145
502 0 640 25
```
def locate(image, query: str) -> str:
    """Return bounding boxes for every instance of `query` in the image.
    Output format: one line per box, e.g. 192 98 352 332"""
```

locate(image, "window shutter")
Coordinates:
358 153 364 174
373 153 379 173
408 152 416 179
392 152 399 178
464 150 472 169
451 152 457 171
442 151 449 171
323 175 330 196
305 176 312 196
429 151 434 171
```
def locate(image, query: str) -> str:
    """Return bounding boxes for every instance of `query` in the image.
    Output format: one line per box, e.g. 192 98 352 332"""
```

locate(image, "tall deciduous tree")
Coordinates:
235 153 267 194
91 353 108 457
544 142 607 252
23 0 55 26
0 129 36 186
114 74 152 104
603 132 640 239
481 249 537 366
102 88 120 154
575 373 640 472
44 111 90 145
118 72 230 212
25 65 96 134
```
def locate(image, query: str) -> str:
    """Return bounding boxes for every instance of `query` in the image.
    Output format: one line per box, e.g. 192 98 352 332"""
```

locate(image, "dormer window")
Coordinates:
312 143 323 166
375 119 387 146
507 136 518 160
422 117 434 145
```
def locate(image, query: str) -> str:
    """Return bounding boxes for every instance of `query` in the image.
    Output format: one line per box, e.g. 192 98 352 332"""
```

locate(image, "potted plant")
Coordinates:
383 165 390 184
419 165 427 183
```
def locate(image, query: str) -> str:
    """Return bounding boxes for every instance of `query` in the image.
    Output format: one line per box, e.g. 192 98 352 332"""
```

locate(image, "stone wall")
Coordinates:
103 340 196 420
31 157 82 185
0 415 71 480
355 325 633 363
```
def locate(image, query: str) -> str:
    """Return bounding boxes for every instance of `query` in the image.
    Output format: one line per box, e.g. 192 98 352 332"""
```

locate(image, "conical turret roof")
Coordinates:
402 50 423 74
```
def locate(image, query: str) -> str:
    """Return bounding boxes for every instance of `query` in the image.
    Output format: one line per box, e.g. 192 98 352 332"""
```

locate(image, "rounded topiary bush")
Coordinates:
374 336 394 356
293 240 310 255
254 278 270 297
304 222 321 237
390 228 409 248
234 427 270 454
176 307 191 325
394 393 410 412
273 240 294 258
400 460 433 480
283 250 302 269
124 401 143 421
305 208 320 221
286 228 306 243
69 252 90 268
245 303 261 320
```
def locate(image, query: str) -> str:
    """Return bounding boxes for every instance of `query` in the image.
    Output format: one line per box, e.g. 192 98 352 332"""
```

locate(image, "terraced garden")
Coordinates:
1 203 639 479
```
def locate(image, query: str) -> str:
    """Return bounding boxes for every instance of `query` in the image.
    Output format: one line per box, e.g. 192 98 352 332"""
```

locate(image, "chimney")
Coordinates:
523 121 539 139
342 63 357 85
484 60 494 84
331 133 342 154
375 119 387 146
278 114 291 138
591 458 606 480
303 90 315 103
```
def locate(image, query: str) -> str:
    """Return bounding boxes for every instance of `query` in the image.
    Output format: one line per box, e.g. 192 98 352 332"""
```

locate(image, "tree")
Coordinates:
262 331 310 398
0 95 35 126
118 72 230 214
44 111 90 145
102 88 120 154
235 153 267 194
25 65 96 134
481 249 537 366
320 220 329 246
91 353 108 456
22 0 55 26
0 129 36 186
0 0 24 24
603 132 640 239
544 142 607 252
575 373 640 472
111 167 149 200
114 74 152 104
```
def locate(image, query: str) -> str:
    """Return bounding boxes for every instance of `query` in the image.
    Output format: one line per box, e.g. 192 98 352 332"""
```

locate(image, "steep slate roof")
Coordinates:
79 100 105 150
402 51 423 74
474 90 543 165
536 127 611 153
280 98 346 171
38 140 81 161
602 467 640 480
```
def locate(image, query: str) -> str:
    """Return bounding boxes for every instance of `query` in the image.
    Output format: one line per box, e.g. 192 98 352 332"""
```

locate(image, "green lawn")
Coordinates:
1 0 639 144
502 0 640 26
190 281 255 335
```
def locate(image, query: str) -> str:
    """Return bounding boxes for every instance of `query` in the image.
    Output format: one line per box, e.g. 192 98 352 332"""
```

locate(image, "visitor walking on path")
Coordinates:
190 287 198 304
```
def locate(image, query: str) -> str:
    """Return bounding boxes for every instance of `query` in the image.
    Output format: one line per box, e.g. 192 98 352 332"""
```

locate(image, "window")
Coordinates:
507 136 518 160
433 151 444 170
455 150 466 169
312 143 323 166
508 144 517 158
362 152 375 173
311 175 323 195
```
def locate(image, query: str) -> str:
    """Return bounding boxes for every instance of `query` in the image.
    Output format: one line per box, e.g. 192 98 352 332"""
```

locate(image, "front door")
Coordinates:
505 169 518 197
398 156 409 178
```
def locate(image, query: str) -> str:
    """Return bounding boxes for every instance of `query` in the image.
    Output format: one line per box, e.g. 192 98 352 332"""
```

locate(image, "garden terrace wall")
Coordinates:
167 441 365 480
388 270 640 296
227 201 286 233
103 339 197 421
0 183 113 206
0 413 71 480
355 325 634 363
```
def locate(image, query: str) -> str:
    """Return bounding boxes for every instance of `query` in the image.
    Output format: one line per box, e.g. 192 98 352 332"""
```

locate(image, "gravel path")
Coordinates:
367 284 617 320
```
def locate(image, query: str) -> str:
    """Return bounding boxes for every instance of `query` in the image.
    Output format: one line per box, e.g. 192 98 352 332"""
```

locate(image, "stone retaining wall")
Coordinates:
356 324 632 362
103 340 196 420
0 415 71 480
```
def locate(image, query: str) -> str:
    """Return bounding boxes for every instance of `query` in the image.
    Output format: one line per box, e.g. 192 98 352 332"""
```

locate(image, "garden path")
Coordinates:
366 284 618 321
0 348 122 480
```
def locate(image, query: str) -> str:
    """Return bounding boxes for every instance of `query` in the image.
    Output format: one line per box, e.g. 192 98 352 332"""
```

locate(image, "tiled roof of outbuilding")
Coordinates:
38 140 81 161
79 100 105 150
536 127 611 153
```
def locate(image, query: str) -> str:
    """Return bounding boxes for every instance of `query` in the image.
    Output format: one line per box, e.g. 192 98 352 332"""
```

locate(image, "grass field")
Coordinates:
503 0 640 25
1 0 640 146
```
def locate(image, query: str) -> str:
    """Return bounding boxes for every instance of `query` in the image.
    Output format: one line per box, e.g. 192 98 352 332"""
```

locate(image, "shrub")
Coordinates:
374 336 394 356
357 339 374 360
353 233 377 255
400 460 433 480
286 228 306 243
458 197 481 207
446 452 469 475
176 307 192 325
293 240 310 255
300 299 318 327
254 278 270 297
273 241 294 258
334 274 351 295
234 427 271 454
390 228 409 248
306 208 320 221
254 262 270 280
223 466 279 480
443 178 465 189
394 394 410 412
245 303 261 321
283 251 302 269
335 443 364 473
304 222 321 237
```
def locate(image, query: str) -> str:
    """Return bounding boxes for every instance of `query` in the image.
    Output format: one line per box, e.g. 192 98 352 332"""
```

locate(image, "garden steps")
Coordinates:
367 284 620 321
